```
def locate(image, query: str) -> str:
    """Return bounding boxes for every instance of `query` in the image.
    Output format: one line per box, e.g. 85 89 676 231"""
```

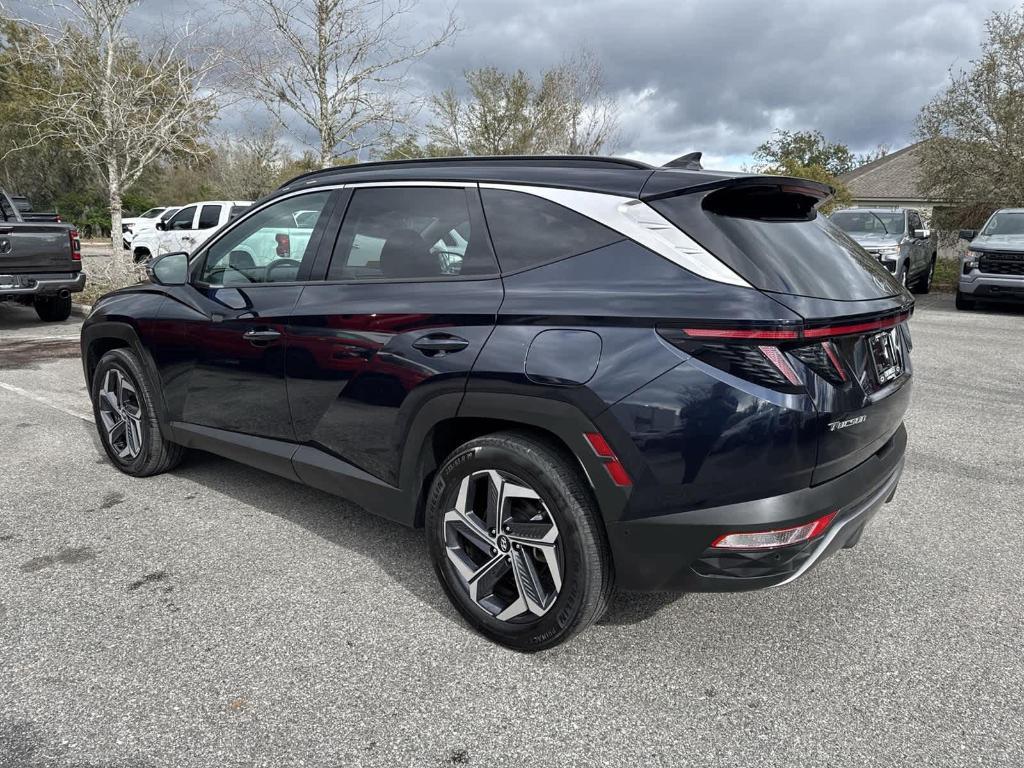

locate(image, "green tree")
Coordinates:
753 129 855 211
916 6 1024 215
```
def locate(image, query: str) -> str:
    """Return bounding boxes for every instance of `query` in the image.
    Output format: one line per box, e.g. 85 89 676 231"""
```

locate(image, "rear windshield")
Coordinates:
652 188 903 301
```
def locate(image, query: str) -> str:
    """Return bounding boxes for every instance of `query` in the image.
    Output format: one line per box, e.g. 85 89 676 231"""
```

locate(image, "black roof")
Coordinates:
277 154 754 200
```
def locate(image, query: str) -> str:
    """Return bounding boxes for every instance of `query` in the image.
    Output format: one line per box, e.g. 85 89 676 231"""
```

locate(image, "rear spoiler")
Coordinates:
640 172 834 204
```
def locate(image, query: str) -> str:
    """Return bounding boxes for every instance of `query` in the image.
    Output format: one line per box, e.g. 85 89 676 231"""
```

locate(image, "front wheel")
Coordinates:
955 290 976 311
913 256 936 294
33 294 72 322
91 348 185 477
425 432 613 651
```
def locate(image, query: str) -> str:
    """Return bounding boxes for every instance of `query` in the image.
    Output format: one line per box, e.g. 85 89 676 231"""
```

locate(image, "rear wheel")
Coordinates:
91 348 185 477
33 294 72 322
955 290 976 311
425 432 613 651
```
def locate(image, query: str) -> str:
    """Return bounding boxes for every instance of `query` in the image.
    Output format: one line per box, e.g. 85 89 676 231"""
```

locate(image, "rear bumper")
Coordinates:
607 424 907 591
0 271 86 296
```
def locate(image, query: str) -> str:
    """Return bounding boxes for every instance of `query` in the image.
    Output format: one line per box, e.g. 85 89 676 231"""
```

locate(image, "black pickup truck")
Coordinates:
0 188 85 321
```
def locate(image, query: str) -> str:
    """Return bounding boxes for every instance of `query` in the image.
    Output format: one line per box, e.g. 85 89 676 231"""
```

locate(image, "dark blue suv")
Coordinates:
81 156 912 650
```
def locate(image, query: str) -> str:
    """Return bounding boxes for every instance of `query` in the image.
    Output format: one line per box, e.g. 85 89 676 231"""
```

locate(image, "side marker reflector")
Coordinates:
711 511 837 550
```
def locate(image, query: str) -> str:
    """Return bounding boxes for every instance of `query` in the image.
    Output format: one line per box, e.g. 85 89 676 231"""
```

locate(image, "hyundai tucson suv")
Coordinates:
956 208 1024 310
81 155 913 651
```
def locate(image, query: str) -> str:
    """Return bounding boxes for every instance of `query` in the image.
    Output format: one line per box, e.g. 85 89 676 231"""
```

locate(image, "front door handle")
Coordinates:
242 329 281 345
412 334 470 355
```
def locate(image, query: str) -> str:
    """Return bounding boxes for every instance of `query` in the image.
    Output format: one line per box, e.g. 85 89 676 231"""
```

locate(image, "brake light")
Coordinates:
583 432 632 487
711 511 837 550
69 229 81 261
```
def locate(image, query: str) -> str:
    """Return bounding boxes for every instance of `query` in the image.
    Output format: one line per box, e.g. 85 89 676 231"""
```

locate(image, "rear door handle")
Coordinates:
412 334 470 355
242 329 281 344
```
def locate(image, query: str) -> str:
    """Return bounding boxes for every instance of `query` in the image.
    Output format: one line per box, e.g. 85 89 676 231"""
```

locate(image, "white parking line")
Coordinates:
0 381 94 423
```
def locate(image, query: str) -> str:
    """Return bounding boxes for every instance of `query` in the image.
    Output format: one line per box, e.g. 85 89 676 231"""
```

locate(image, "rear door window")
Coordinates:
197 205 222 229
327 187 495 280
480 188 621 273
652 187 902 300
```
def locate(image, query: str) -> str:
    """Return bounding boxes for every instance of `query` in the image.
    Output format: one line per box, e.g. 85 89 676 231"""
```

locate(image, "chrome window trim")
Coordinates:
479 183 751 288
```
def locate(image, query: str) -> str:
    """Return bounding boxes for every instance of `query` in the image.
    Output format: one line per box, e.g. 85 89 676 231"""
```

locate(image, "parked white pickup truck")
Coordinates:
130 200 250 263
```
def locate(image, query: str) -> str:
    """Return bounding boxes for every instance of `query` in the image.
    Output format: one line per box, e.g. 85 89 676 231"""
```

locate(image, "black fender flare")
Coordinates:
397 391 633 528
81 320 173 439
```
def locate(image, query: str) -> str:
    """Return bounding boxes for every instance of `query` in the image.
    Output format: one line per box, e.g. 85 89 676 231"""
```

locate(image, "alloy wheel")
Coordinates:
443 469 562 621
97 368 144 460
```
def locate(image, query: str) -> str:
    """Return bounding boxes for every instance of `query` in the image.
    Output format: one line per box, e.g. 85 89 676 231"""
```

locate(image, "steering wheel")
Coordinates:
265 257 302 282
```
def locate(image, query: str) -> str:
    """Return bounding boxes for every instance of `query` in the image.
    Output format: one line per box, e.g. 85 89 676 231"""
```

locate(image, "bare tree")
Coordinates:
228 0 458 169
0 1 221 278
207 126 290 201
425 52 621 157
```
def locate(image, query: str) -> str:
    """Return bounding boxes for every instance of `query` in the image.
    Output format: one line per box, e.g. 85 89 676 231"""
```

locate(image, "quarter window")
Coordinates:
328 187 493 280
480 188 621 273
198 191 332 285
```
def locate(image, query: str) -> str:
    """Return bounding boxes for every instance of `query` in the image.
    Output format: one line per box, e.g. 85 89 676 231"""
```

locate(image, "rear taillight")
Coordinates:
711 511 837 550
659 312 910 391
69 229 81 261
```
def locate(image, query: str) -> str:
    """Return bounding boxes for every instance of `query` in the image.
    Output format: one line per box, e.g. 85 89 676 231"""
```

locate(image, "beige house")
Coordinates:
839 142 946 219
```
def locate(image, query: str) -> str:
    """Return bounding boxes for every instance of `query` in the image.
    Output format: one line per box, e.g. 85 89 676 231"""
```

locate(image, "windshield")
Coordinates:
141 208 165 218
830 210 905 236
159 208 180 222
982 212 1024 236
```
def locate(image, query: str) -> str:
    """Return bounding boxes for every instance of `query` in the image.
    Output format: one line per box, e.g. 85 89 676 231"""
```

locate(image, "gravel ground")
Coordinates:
0 294 1022 767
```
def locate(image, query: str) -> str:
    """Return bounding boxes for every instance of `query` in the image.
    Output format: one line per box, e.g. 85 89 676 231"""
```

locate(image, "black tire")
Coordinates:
90 348 185 477
133 248 151 264
913 256 936 294
425 431 613 651
955 290 976 311
33 294 72 322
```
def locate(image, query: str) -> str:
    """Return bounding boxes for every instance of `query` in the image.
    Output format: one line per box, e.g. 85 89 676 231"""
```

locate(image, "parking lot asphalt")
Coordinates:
0 293 1022 767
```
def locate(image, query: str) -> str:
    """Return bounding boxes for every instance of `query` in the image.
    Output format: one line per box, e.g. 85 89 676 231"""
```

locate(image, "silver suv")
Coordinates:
830 208 936 293
957 208 1024 310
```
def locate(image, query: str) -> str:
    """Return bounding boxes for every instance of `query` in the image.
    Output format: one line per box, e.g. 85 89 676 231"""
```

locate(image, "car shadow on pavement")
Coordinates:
164 449 685 631
167 449 453 618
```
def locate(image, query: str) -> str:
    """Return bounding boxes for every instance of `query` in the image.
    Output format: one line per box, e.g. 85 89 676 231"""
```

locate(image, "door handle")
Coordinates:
242 329 281 344
412 334 470 355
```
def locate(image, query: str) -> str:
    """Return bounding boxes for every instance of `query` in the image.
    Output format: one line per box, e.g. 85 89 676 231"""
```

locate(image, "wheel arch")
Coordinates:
82 321 172 438
400 392 632 530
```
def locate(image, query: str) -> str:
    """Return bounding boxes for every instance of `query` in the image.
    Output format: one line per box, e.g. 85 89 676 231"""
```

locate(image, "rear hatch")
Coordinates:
0 222 77 271
648 176 913 484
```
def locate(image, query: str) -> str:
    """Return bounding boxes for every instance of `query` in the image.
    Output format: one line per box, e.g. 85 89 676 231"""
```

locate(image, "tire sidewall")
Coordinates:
426 440 604 651
91 349 158 474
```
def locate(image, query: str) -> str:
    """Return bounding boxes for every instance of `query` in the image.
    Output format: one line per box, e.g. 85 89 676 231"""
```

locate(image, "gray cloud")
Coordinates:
16 0 1015 167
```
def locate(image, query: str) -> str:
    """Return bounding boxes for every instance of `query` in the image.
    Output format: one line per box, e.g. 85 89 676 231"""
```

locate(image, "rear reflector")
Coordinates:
711 511 837 550
583 432 632 487
681 327 801 340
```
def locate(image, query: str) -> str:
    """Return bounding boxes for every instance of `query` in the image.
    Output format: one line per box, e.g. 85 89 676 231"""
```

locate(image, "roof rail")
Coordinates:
279 154 653 189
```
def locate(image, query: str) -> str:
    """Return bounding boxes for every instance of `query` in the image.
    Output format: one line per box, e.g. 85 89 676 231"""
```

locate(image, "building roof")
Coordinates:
839 142 933 204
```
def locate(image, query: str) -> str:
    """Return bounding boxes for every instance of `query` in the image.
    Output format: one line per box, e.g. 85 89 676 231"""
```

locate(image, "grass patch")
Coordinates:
931 259 960 293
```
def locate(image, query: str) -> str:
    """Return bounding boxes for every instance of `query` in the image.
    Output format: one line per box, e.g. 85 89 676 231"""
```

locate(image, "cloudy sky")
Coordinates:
20 0 1018 169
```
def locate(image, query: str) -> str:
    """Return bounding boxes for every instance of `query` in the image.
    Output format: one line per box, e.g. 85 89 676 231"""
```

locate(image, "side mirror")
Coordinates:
147 251 189 286
959 229 976 241
914 228 931 239
155 220 167 231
